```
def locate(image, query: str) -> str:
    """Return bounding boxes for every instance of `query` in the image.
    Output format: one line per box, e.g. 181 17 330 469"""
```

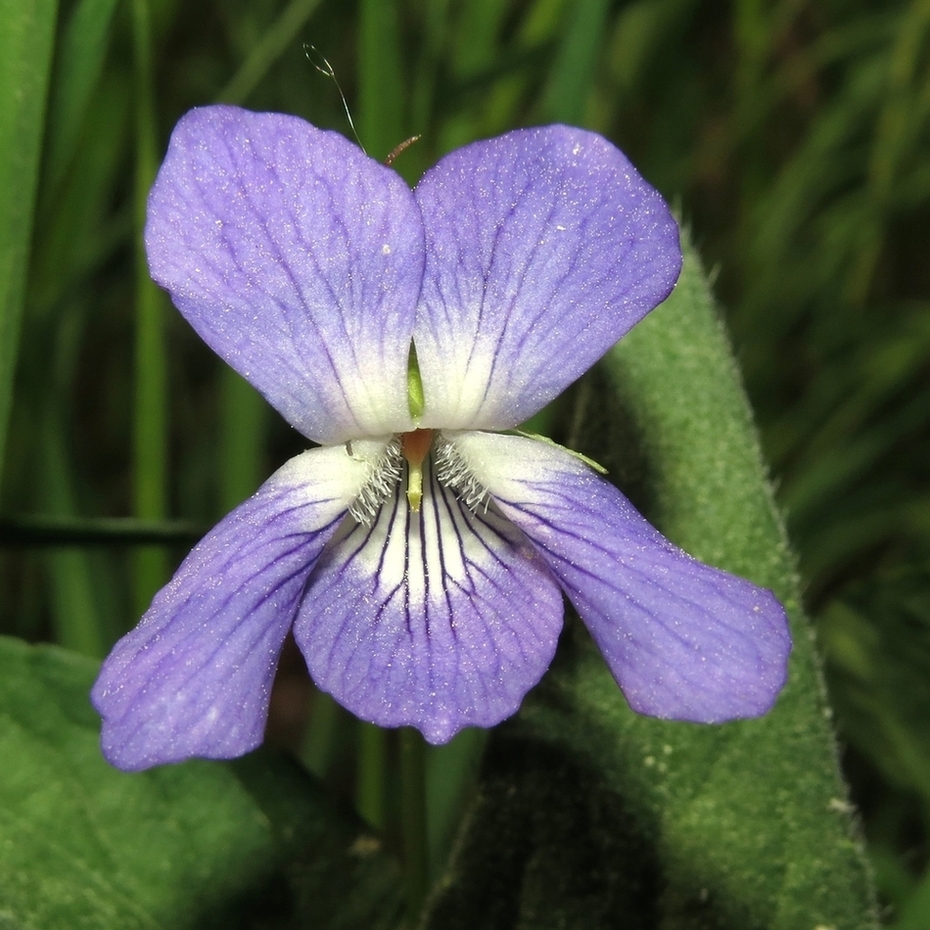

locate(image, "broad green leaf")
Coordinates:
423 231 879 930
0 0 58 487
0 635 402 929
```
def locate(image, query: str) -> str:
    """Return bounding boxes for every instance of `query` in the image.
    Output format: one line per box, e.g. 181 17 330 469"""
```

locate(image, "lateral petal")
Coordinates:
294 460 563 743
146 106 422 443
92 442 387 770
413 126 681 430
452 431 791 722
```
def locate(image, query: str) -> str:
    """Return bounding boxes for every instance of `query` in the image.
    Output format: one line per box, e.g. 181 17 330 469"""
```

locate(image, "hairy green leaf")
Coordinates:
424 231 879 930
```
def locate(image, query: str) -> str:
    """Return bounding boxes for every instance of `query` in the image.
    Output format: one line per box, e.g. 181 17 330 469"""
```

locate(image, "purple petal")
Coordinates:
294 459 564 743
92 443 387 770
146 106 422 444
412 126 682 430
451 432 791 721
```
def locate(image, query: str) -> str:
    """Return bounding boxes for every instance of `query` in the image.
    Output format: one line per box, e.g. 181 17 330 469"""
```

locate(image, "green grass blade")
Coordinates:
218 0 324 106
218 370 269 513
850 0 930 306
358 0 406 159
426 729 486 874
539 0 612 124
0 514 203 547
434 0 515 151
0 0 58 490
38 411 107 658
356 721 388 830
42 0 120 204
130 0 169 615
410 0 450 132
400 728 429 923
300 690 342 778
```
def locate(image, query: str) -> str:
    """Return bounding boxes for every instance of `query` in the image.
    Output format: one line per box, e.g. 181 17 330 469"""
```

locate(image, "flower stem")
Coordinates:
400 727 429 925
357 722 387 829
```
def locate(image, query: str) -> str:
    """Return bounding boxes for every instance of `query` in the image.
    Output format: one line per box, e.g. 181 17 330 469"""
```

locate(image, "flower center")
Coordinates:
347 431 490 527
401 428 434 511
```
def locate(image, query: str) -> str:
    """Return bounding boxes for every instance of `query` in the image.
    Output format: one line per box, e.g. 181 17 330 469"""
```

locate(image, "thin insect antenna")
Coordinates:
386 135 421 166
303 43 365 154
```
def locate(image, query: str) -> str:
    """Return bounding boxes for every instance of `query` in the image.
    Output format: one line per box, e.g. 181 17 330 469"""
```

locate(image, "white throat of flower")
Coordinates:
346 343 493 526
346 430 490 527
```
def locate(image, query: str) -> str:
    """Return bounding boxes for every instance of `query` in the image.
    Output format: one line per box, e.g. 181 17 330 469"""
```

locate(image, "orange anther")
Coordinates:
400 429 434 512
401 428 434 467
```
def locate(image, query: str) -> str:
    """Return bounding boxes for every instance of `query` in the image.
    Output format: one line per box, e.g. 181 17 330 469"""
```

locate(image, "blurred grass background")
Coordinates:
0 0 927 925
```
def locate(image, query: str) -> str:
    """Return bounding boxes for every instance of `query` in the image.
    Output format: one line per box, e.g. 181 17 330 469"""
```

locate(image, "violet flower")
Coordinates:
92 106 790 771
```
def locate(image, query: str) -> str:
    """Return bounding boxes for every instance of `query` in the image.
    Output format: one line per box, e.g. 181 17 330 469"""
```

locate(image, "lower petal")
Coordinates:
92 443 385 770
294 459 563 744
452 431 791 723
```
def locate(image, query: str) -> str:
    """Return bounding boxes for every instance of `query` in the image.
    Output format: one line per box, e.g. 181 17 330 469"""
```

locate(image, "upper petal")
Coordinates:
452 432 791 722
146 106 422 443
412 126 682 430
92 442 387 770
293 455 564 743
